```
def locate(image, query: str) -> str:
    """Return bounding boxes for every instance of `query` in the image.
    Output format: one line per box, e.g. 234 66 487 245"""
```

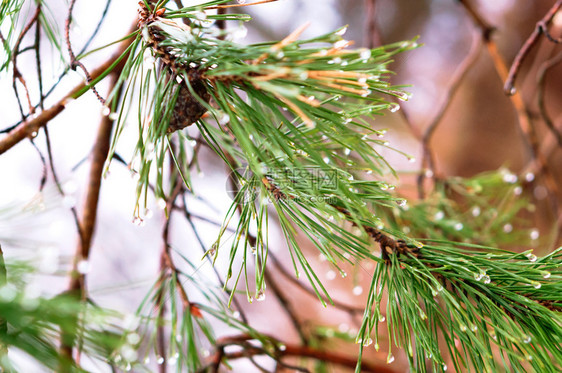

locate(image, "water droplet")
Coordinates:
374 342 380 351
397 92 409 101
483 275 491 284
218 113 230 125
514 186 523 195
360 49 371 60
389 103 400 112
362 337 373 346
454 222 463 231
340 270 347 278
63 195 77 208
101 106 111 116
344 148 351 155
397 199 407 207
530 229 539 240
237 0 246 3
326 270 336 280
407 156 416 163
323 157 330 164
542 271 551 279
77 260 91 274
460 325 467 332
524 172 535 182
330 56 347 65
503 223 513 233
386 354 395 364
470 324 478 332
30 131 38 138
526 252 537 262
335 26 348 36
419 310 427 320
157 356 164 365
443 364 448 371
168 356 177 365
434 211 444 220
502 172 517 184
472 206 481 217
523 335 532 343
509 86 517 95
379 315 386 322
144 357 150 365
474 273 484 281
531 281 541 289
194 11 207 20
352 286 363 296
526 354 533 361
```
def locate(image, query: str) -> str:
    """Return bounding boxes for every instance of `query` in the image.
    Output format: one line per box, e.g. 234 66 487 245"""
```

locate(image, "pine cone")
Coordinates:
138 1 211 133
168 77 210 133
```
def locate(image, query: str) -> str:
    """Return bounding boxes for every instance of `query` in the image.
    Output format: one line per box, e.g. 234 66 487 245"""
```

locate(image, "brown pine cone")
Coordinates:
167 77 210 133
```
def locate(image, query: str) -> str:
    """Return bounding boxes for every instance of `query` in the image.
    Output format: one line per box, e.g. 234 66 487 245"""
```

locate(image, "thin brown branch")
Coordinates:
263 270 309 345
417 33 482 198
459 0 561 226
536 50 562 147
65 0 106 104
268 252 364 315
504 0 562 95
11 5 41 118
60 46 128 367
0 34 134 155
364 0 382 48
202 334 396 373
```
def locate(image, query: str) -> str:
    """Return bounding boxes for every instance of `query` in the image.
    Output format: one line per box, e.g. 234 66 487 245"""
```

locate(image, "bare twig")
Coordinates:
536 50 562 147
65 0 106 104
504 0 562 95
0 34 134 154
417 33 482 198
458 0 561 226
201 334 396 373
11 5 41 118
364 0 382 48
269 253 364 315
60 50 128 367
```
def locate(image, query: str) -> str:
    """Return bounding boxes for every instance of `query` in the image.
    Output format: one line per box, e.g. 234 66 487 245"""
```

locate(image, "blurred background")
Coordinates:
1 0 562 371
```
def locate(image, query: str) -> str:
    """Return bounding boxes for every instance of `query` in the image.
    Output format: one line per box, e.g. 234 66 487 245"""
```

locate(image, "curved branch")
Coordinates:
503 0 562 95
